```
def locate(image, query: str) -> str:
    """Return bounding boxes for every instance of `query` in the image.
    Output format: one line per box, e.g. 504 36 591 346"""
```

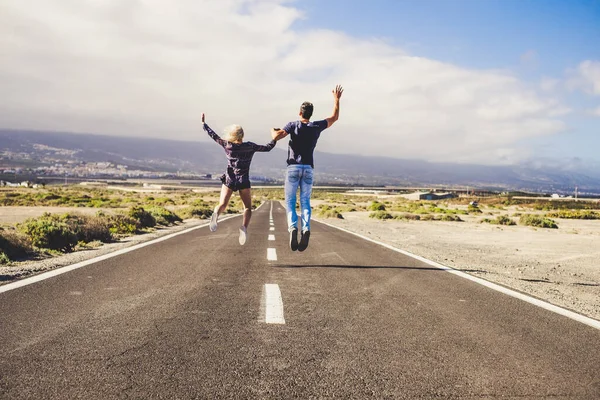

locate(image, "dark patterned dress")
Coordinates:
204 123 276 191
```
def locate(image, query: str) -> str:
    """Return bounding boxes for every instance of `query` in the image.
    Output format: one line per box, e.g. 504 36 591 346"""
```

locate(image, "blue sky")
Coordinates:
294 0 600 162
296 0 599 71
1 0 599 167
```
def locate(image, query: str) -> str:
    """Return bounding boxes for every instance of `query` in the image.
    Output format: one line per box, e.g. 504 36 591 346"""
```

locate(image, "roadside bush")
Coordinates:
369 211 393 220
78 216 114 243
128 206 156 228
318 209 344 219
18 213 78 251
147 207 182 226
0 229 34 261
438 214 463 222
0 252 10 264
17 213 114 252
468 204 482 213
108 214 139 235
368 201 386 211
481 215 516 226
315 204 344 219
519 214 558 229
178 206 212 219
395 213 420 221
546 210 600 220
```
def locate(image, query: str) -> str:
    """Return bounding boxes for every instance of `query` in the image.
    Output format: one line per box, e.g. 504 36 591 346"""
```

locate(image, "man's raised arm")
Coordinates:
325 84 343 128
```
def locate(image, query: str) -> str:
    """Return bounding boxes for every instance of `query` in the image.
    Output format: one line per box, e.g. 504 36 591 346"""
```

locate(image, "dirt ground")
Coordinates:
319 210 600 321
0 206 117 226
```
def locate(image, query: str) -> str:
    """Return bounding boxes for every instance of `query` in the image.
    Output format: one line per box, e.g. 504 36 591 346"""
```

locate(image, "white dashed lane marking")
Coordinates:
267 248 277 261
264 284 285 324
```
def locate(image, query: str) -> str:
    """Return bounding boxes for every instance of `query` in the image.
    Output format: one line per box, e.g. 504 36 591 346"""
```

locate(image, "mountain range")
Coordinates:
1 129 599 194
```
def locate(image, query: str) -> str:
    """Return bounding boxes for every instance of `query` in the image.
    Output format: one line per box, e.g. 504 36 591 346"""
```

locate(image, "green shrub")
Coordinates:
495 215 516 225
147 207 182 226
546 210 600 220
395 213 420 221
438 214 463 222
369 211 393 220
178 206 212 219
368 201 386 211
0 229 34 260
0 251 10 264
17 213 114 252
78 216 114 243
468 204 482 213
481 215 516 226
18 213 78 251
128 206 156 228
519 214 558 229
317 209 344 219
108 214 139 235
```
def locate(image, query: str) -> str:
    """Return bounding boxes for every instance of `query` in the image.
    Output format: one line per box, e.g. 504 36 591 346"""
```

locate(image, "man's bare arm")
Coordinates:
271 128 288 141
325 84 343 128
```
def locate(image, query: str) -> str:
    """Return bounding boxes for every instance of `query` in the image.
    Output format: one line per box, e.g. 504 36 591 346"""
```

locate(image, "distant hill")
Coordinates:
1 129 599 193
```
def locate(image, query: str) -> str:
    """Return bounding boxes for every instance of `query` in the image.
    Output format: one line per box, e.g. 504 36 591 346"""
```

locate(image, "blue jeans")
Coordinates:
284 164 314 233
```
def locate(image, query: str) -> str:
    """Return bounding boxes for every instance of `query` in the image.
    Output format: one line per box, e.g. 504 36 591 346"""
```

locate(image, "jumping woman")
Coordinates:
202 112 277 245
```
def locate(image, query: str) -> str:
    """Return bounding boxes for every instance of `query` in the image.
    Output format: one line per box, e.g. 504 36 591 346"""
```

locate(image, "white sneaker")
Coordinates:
209 212 218 232
239 226 247 245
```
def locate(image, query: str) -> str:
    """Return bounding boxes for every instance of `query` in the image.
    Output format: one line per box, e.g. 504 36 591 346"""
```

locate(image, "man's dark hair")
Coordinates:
300 102 313 119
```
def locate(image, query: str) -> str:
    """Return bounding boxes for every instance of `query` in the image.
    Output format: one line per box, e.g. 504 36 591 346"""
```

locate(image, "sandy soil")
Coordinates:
0 206 118 226
318 211 600 321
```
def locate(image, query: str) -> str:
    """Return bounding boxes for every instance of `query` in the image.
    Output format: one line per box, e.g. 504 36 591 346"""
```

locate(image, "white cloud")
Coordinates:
589 106 600 117
539 77 559 92
567 60 600 96
0 0 570 164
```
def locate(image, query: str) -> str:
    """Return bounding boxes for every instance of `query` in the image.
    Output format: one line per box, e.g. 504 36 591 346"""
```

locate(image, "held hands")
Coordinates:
332 84 343 101
271 128 281 141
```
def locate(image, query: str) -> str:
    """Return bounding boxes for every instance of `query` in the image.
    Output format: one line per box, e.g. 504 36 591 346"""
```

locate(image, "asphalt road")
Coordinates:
1 201 599 399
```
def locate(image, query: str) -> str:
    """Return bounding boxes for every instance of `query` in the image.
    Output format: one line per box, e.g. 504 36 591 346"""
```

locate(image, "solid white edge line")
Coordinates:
267 248 277 261
313 218 600 331
268 235 275 241
0 203 270 294
264 283 285 324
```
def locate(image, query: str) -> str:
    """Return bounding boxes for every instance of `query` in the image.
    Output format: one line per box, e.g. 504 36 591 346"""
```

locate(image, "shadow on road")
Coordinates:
273 264 487 273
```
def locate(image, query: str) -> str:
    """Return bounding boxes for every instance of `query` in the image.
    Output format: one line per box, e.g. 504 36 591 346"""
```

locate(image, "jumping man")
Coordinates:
271 85 344 251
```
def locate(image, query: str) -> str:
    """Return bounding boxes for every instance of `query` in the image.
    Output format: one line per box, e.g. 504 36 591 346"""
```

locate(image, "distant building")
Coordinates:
401 191 457 201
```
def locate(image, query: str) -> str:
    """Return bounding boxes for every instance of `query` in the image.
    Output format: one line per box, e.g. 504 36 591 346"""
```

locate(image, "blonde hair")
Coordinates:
223 124 244 143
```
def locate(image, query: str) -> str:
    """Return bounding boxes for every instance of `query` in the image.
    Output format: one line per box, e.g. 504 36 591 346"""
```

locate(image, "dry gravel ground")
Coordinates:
320 211 600 321
0 206 116 226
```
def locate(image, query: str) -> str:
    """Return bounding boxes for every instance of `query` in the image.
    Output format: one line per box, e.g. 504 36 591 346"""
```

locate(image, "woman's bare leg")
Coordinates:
216 184 234 215
210 185 233 232
239 188 252 228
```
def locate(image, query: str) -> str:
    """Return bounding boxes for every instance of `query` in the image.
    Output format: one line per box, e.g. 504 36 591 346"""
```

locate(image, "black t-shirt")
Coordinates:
283 120 328 168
